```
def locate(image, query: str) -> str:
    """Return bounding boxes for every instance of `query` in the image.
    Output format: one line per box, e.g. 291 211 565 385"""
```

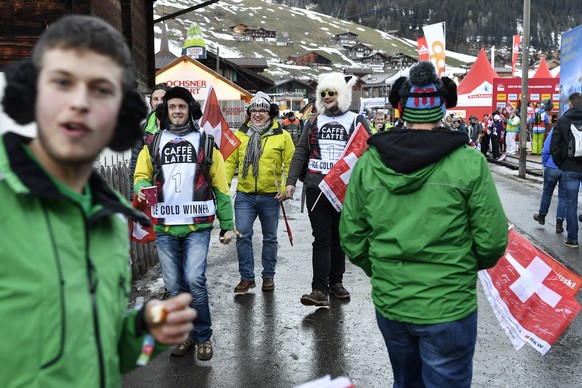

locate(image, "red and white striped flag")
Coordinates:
199 85 241 160
479 227 581 355
318 123 369 212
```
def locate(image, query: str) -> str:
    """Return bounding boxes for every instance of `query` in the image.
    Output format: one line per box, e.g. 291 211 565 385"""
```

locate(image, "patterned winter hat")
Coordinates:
249 91 272 111
388 61 457 124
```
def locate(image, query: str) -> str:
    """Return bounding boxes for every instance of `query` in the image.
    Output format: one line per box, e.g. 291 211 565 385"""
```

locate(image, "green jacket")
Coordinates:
226 120 295 194
0 133 156 388
340 128 508 324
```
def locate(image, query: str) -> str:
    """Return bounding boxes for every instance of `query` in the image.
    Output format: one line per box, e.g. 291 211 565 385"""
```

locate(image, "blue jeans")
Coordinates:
539 166 566 220
376 310 477 388
562 170 582 242
235 192 280 280
156 230 212 343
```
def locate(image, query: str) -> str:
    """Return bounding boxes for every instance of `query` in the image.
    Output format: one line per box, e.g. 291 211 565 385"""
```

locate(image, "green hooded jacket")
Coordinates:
0 133 159 388
340 128 508 324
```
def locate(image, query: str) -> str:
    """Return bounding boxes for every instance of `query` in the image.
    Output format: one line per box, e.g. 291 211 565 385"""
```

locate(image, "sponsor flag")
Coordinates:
479 227 581 355
512 35 521 77
422 22 446 77
318 123 369 212
199 85 241 160
129 194 156 243
417 37 429 61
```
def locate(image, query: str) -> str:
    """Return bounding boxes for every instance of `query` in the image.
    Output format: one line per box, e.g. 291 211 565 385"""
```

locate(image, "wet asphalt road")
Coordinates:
123 170 582 388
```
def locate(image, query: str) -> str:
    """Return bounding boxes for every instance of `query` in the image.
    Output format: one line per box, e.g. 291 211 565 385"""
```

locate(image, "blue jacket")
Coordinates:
542 129 558 169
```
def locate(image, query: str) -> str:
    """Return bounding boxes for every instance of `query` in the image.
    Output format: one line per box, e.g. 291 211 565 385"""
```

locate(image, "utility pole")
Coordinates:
518 0 531 178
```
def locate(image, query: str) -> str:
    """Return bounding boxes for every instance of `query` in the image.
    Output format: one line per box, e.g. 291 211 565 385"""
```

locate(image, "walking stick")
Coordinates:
273 167 294 246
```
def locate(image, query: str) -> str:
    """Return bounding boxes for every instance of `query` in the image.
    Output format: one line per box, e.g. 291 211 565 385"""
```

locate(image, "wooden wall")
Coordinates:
0 0 155 91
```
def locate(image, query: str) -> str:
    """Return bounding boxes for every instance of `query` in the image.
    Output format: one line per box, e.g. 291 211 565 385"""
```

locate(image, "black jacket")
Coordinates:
550 107 582 172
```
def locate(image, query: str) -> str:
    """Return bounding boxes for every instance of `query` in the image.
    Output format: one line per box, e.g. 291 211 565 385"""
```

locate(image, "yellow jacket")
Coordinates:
226 120 295 194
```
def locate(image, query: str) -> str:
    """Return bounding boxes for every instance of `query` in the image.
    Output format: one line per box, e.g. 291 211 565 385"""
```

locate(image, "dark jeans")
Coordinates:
306 186 345 293
562 170 582 242
480 133 490 158
490 133 500 159
538 166 566 220
376 310 477 388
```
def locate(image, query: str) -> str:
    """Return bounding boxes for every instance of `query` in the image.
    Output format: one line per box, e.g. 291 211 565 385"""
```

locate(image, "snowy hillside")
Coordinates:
153 0 475 81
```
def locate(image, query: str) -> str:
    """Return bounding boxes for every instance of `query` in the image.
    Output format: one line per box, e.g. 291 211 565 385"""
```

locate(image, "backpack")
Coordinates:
534 112 542 125
298 113 319 182
567 120 582 158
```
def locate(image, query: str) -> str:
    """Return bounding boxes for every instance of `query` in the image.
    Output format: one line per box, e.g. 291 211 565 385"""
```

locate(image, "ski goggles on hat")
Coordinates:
320 90 337 98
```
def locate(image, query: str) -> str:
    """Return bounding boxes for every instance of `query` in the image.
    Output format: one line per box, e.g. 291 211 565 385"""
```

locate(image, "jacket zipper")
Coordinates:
40 204 66 368
254 137 268 194
82 210 106 388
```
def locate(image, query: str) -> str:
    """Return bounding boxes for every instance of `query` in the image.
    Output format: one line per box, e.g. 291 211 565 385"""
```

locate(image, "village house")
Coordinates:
334 32 358 45
345 43 374 59
287 51 332 67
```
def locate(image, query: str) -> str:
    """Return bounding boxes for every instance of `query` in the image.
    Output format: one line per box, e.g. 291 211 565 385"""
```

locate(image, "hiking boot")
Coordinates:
533 213 546 225
564 239 579 248
556 219 564 234
300 290 329 307
196 340 213 361
329 282 351 299
171 338 195 357
234 279 256 294
262 277 275 292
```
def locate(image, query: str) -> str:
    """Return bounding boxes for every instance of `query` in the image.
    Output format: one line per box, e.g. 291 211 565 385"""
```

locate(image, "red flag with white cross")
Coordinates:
199 85 241 160
479 227 581 355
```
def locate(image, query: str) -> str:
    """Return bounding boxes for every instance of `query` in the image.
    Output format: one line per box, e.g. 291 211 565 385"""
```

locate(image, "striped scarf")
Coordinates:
242 120 273 178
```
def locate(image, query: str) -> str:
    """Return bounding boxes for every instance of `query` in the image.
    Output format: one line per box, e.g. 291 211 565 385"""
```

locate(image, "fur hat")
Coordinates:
388 61 457 124
316 72 358 113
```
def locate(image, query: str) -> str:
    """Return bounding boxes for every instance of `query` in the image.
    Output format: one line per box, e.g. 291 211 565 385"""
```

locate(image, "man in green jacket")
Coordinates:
340 61 508 388
0 15 196 388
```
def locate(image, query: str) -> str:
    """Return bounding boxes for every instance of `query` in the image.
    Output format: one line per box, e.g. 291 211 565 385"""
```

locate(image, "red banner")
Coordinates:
199 85 241 160
511 35 521 77
417 37 429 61
318 123 369 212
479 227 581 355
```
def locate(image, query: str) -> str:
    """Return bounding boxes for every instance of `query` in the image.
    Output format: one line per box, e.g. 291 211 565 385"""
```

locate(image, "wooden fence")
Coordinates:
96 161 158 279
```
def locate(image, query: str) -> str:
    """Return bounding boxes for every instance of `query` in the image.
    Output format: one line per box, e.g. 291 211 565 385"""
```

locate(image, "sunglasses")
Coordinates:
250 109 268 114
320 90 337 98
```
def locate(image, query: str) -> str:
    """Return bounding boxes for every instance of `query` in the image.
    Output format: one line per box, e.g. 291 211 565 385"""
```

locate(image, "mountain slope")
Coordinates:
154 0 474 81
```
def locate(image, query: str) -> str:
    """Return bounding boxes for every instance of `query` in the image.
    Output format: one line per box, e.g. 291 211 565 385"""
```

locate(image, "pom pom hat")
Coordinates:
388 61 457 124
316 72 358 113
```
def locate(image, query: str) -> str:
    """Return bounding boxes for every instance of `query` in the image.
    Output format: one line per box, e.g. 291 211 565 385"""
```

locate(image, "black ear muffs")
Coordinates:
2 59 37 125
108 91 147 152
388 77 407 109
156 96 202 130
441 77 458 108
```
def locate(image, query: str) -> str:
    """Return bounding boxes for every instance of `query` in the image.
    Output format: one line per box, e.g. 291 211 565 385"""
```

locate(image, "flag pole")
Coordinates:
273 167 293 246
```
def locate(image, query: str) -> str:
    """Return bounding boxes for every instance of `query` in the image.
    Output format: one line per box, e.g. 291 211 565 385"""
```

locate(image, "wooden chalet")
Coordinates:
385 53 417 70
361 52 391 66
334 32 358 45
288 51 332 67
345 43 374 59
1 0 155 91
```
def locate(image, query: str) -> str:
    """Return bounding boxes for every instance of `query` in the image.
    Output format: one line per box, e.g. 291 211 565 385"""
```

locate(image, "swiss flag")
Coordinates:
318 123 369 212
199 85 241 160
479 227 581 355
129 194 155 244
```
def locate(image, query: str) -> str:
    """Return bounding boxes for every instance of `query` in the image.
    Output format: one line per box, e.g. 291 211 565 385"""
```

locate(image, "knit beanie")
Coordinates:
388 61 457 124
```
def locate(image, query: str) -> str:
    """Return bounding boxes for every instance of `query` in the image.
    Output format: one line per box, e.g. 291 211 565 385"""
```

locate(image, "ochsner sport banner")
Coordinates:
422 22 446 77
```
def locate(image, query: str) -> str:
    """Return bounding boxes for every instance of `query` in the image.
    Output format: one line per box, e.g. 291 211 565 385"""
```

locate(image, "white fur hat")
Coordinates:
316 72 358 113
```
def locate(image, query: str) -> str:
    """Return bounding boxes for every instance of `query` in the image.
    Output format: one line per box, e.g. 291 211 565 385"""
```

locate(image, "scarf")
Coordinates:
242 120 273 178
167 120 199 136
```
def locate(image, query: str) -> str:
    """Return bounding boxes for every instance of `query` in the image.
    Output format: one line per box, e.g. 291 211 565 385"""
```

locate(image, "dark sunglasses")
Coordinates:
320 90 337 98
